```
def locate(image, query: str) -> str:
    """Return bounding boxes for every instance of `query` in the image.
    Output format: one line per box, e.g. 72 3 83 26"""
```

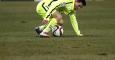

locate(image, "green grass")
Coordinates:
0 1 115 60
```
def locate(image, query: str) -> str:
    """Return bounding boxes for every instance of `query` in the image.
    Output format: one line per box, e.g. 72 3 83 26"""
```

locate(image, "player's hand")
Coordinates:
42 19 48 24
77 34 83 37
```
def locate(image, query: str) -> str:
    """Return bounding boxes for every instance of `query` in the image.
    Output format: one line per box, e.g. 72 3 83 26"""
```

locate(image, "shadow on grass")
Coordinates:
62 34 105 38
34 34 106 39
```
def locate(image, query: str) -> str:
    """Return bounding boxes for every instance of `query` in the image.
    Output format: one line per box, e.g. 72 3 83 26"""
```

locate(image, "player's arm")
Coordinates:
69 10 82 36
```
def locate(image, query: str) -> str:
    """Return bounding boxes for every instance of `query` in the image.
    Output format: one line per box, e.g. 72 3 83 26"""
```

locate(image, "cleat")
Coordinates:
35 26 42 35
40 32 49 37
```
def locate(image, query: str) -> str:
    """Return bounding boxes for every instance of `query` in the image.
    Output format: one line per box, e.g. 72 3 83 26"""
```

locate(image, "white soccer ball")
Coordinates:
52 25 64 37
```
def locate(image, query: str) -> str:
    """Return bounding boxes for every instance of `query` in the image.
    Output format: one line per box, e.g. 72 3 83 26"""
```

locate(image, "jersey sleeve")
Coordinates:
69 10 81 35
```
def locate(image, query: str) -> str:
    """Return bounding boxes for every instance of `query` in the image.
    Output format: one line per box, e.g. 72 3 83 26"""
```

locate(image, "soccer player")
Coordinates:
35 0 63 36
39 0 86 37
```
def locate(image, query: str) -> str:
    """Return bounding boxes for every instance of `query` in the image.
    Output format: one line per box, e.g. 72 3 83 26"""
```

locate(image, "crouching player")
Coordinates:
37 0 86 37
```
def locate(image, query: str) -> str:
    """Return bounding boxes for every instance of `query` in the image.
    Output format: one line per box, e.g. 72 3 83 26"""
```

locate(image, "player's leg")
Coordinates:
40 18 57 37
69 12 83 36
35 2 48 35
53 11 63 26
40 11 63 37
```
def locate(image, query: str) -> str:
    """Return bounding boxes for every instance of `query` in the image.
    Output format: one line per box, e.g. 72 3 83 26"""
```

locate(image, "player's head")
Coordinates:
74 0 86 9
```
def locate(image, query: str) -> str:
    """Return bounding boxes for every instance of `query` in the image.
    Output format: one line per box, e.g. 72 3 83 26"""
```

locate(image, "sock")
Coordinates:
42 18 57 32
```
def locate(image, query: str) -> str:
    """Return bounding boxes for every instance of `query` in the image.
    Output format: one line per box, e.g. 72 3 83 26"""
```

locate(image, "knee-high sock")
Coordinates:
42 18 57 32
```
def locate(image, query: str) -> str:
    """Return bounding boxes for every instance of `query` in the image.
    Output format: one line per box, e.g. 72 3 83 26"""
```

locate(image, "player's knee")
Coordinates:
53 11 62 21
56 16 63 26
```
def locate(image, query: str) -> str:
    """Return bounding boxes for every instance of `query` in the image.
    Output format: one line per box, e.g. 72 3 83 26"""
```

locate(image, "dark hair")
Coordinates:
76 0 86 6
53 0 57 1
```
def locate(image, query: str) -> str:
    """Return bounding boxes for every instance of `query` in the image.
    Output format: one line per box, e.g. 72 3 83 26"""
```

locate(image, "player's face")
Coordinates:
74 1 83 10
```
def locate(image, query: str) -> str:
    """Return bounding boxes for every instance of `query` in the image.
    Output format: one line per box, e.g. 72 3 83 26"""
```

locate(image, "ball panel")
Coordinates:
52 25 64 37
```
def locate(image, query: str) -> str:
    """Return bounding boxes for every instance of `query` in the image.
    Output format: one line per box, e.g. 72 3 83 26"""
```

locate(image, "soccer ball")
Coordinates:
52 25 64 37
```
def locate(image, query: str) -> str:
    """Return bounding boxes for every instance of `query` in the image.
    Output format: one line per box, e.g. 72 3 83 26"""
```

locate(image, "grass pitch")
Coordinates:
0 1 115 60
